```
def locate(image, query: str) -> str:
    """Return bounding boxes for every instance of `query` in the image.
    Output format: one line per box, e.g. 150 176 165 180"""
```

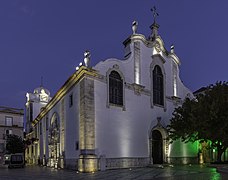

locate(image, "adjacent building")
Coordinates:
0 106 24 164
25 18 200 172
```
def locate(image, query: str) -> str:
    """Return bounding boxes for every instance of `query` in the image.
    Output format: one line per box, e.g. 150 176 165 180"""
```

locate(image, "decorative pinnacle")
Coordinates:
171 44 175 53
151 6 159 24
132 20 138 34
84 50 91 67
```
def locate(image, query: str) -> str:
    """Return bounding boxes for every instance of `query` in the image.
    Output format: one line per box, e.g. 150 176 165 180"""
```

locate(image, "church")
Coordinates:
25 12 200 172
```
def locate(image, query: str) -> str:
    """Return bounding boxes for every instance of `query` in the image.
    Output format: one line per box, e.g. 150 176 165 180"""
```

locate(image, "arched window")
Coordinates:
153 65 164 106
109 71 123 106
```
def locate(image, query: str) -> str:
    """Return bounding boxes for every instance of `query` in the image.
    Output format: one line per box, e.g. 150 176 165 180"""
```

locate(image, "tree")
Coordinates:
168 81 228 162
6 134 24 154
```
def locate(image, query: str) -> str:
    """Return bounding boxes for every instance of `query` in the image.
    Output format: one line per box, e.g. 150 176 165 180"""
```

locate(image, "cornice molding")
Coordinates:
32 66 98 126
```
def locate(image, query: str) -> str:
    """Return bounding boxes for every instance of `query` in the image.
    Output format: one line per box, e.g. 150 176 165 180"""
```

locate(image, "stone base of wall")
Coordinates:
40 157 199 171
65 158 78 170
104 157 149 170
78 155 98 172
43 158 77 170
25 158 34 165
167 157 198 165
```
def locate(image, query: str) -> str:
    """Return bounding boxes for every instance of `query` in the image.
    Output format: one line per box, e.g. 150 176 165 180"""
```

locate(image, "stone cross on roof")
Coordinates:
151 6 159 23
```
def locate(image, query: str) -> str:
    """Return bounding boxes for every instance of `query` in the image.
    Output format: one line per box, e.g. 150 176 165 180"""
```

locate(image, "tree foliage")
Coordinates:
6 134 24 154
168 81 228 162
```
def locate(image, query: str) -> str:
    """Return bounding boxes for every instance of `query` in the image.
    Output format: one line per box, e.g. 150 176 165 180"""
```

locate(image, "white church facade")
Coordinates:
25 17 200 172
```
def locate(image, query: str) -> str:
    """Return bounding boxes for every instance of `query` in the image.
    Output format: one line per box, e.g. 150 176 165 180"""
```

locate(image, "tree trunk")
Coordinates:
217 147 224 163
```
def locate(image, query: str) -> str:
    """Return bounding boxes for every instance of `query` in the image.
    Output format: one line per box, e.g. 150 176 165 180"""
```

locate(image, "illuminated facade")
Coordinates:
26 20 201 172
25 86 51 165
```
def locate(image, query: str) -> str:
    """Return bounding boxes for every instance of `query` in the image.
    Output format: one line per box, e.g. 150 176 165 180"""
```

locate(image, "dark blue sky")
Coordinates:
0 0 227 109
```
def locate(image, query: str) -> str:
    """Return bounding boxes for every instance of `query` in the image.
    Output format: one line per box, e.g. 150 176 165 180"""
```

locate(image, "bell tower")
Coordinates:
25 84 51 133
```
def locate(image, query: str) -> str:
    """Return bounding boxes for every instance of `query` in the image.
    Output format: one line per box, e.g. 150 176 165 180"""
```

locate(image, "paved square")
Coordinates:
0 165 227 180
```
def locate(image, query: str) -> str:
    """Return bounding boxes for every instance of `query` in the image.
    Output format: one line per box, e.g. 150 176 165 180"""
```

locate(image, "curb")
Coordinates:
208 164 228 174
0 165 8 168
216 167 228 174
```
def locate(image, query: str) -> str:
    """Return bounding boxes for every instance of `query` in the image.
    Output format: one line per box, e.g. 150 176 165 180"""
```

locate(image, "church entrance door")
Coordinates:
152 130 163 164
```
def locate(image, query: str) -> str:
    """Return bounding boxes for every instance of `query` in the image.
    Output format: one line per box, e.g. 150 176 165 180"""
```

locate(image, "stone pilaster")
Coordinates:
134 41 141 84
60 99 65 158
78 76 97 172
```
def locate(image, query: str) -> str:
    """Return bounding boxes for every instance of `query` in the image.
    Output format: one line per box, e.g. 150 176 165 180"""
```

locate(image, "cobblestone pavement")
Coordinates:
0 165 227 180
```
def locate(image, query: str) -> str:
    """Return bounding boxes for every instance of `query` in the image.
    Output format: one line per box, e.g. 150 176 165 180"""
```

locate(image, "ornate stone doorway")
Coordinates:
149 117 169 164
48 113 60 168
152 130 163 164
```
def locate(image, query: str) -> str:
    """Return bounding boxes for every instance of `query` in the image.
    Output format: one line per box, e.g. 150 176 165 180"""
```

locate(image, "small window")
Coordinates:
46 117 49 130
109 71 123 106
69 94 73 107
40 122 42 135
5 117 13 126
76 141 79 151
29 103 33 122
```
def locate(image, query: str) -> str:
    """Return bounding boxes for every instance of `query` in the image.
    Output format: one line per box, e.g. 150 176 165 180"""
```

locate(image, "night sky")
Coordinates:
0 1 227 109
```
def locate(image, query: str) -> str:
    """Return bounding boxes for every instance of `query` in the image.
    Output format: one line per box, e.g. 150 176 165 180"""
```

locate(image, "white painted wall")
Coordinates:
38 83 80 162
64 84 80 159
93 34 194 159
34 32 196 166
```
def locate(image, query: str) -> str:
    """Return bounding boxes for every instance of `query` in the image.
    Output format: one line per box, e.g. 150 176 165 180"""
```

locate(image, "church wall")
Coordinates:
140 42 155 88
93 36 196 169
23 16 203 171
178 80 193 99
168 139 199 164
32 102 48 121
27 27 198 172
94 75 193 169
78 76 98 172
64 84 80 169
33 45 194 170
37 114 47 164
139 41 192 101
35 83 80 169
94 81 148 157
94 80 151 168
163 58 173 96
94 59 134 86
